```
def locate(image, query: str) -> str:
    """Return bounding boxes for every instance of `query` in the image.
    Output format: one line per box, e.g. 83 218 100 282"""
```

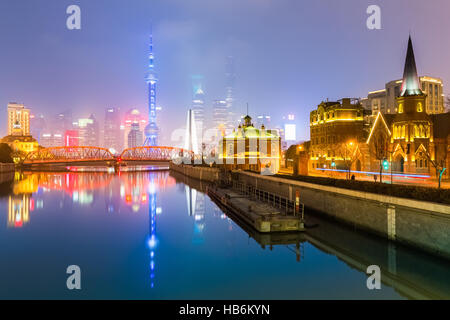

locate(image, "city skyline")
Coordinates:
1 0 450 144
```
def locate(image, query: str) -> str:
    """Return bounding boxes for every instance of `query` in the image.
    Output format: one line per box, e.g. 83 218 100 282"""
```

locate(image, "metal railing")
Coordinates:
232 180 304 218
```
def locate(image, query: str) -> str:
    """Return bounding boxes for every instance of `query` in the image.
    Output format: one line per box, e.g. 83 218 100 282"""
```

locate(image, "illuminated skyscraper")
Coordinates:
123 108 147 149
144 30 159 146
128 122 144 148
77 114 99 146
104 107 122 153
184 109 199 154
225 56 236 128
7 103 30 136
212 99 228 137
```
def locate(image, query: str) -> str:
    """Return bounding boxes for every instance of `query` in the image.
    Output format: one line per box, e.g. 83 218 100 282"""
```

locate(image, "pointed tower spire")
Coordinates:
400 36 422 96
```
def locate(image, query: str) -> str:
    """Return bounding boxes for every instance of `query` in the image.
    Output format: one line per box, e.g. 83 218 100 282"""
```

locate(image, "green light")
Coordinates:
383 159 389 171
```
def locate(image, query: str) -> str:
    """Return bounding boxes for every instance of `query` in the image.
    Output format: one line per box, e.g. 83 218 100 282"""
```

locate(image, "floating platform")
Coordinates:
207 186 305 233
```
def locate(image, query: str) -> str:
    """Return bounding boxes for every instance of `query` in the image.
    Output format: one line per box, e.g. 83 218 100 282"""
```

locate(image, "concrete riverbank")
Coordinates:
169 163 221 182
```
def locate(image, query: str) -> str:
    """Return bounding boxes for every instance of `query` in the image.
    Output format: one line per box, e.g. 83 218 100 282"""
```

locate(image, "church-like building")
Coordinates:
302 36 449 181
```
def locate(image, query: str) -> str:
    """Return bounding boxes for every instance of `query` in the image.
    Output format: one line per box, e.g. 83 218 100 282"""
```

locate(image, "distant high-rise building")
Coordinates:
7 103 30 136
128 122 143 148
255 114 271 128
364 76 445 115
191 76 205 150
104 107 122 153
64 130 79 147
144 30 159 146
77 114 99 146
212 100 228 137
30 114 46 143
40 132 64 148
225 56 236 128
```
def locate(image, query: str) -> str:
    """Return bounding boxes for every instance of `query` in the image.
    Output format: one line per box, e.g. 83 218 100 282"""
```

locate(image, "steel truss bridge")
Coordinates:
23 146 193 167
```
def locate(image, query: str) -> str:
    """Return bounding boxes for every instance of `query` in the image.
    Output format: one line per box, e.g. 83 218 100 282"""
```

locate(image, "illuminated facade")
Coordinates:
128 122 144 148
7 103 30 136
368 36 449 177
2 103 38 156
77 114 99 147
191 76 205 151
104 107 122 153
364 77 445 115
309 98 368 171
219 115 281 173
304 36 449 180
123 109 147 149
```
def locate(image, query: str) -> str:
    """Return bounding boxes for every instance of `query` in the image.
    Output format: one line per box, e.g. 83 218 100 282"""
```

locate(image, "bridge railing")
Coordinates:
23 146 115 164
119 146 194 162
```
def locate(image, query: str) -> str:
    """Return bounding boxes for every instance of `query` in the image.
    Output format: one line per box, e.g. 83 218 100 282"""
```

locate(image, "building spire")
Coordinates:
144 25 159 146
400 35 422 96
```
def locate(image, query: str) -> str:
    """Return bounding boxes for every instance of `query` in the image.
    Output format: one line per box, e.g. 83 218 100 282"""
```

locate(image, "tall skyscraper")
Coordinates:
144 30 159 146
184 109 199 154
212 99 228 137
225 56 236 129
2 102 38 154
123 108 147 149
7 103 30 136
77 114 99 146
104 107 122 153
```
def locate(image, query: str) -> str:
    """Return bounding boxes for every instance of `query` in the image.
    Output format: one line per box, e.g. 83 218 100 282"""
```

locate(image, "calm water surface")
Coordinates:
0 170 449 299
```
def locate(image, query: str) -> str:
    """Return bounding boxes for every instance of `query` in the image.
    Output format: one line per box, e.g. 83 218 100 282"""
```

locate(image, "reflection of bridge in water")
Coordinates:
22 146 193 169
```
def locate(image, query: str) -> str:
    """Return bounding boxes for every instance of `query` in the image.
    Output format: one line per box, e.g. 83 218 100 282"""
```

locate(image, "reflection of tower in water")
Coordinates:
147 176 159 288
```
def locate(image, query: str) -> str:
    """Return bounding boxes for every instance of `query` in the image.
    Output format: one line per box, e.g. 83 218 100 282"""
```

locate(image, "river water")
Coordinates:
0 170 449 299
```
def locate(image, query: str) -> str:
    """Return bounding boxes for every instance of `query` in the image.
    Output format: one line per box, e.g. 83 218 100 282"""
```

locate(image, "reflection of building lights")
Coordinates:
148 182 156 195
132 204 140 212
156 207 162 215
8 195 30 228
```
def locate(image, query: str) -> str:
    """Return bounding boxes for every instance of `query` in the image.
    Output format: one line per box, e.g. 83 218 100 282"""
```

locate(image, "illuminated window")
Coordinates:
417 102 423 112
398 104 403 113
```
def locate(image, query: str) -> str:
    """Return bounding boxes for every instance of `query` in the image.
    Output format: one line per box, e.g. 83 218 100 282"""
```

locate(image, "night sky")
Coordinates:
0 0 449 144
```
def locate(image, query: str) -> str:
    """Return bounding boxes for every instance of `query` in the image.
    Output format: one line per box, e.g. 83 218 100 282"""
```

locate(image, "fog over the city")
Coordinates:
0 0 449 144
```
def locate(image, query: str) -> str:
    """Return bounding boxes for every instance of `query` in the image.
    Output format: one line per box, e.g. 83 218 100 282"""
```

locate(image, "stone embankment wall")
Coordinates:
169 163 220 182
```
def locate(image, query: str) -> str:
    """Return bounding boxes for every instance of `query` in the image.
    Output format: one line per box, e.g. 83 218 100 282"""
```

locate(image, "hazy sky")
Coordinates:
0 0 449 143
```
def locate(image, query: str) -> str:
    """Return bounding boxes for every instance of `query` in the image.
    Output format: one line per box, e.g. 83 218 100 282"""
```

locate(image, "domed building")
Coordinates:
219 114 281 173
